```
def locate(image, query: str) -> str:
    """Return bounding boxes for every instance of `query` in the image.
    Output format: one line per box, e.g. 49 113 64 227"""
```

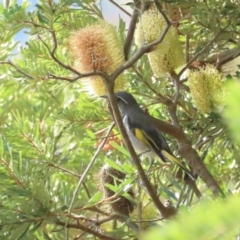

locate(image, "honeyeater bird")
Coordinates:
102 91 195 180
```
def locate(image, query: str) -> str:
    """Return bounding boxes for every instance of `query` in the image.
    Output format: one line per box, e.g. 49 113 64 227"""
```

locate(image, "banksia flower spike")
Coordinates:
188 64 224 113
69 21 126 96
135 4 185 76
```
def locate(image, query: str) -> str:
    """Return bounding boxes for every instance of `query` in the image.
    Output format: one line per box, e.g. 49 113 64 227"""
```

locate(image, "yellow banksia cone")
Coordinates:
69 21 126 96
188 64 224 113
135 4 185 76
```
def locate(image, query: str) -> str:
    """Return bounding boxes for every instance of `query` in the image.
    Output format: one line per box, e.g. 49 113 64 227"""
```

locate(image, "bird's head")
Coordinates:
101 91 140 116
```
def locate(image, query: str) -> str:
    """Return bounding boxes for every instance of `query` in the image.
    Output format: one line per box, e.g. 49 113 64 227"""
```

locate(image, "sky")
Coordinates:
12 0 132 44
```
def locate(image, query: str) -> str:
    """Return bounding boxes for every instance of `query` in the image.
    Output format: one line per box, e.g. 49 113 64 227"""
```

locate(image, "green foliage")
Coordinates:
223 82 240 146
0 0 239 239
142 195 240 240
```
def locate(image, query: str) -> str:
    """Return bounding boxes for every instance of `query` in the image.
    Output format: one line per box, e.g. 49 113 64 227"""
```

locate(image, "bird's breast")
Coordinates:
122 115 156 158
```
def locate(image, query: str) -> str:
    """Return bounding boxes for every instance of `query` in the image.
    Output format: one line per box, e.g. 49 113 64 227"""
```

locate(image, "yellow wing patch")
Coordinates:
134 128 159 150
134 128 149 145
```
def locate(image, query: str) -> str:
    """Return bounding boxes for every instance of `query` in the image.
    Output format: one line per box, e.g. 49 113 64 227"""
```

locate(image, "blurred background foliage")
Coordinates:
0 0 240 239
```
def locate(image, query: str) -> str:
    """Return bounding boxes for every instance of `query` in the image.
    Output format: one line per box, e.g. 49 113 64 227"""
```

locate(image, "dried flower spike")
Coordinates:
69 21 126 96
97 164 135 216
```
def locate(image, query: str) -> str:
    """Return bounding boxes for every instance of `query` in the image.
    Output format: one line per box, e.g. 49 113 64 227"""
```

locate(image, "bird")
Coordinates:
102 91 195 180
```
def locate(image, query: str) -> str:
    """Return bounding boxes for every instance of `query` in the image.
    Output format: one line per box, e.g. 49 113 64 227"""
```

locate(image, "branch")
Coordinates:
0 217 44 226
47 72 107 82
67 122 115 216
169 70 181 106
210 47 240 69
39 33 108 81
38 34 80 76
150 116 225 197
57 220 118 240
178 140 224 197
132 66 170 104
21 132 43 154
178 30 223 77
0 60 34 79
153 2 181 108
154 0 171 25
124 1 141 60
150 116 182 138
22 20 50 30
0 157 25 189
108 0 131 17
33 158 80 178
111 19 172 80
3 0 10 8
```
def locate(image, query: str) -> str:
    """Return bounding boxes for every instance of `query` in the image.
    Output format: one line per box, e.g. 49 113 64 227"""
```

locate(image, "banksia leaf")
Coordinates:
97 164 135 216
188 65 224 113
69 21 126 96
135 4 185 76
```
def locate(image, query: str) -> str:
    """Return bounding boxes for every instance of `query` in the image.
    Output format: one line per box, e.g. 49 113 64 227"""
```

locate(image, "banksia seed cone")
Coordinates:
135 4 185 76
188 64 224 113
98 164 135 216
69 21 125 96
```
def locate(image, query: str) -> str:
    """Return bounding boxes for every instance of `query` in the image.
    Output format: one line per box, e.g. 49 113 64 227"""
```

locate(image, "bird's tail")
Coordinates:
161 150 196 180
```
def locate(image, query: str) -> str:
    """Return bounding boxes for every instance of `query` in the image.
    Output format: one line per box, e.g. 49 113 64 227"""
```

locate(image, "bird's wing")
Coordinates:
126 115 168 161
126 115 195 179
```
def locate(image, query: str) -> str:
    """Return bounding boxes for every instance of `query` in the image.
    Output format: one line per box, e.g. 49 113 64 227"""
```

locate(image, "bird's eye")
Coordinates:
116 97 122 103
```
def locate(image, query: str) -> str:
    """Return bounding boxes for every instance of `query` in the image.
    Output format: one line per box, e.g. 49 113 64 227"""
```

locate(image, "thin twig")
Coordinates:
169 70 181 106
131 66 170 104
185 34 190 63
21 132 43 154
108 0 131 17
47 72 106 82
57 220 118 240
47 161 80 178
124 1 141 60
38 35 108 80
196 130 222 150
154 0 171 25
96 215 117 226
33 159 91 199
22 20 50 30
144 80 170 104
0 217 45 226
111 23 171 80
133 216 164 223
67 123 115 219
38 34 80 75
0 60 34 79
178 30 223 77
0 157 25 189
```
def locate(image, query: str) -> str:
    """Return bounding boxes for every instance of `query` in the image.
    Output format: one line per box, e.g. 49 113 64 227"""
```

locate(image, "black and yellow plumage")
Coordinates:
112 91 195 179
